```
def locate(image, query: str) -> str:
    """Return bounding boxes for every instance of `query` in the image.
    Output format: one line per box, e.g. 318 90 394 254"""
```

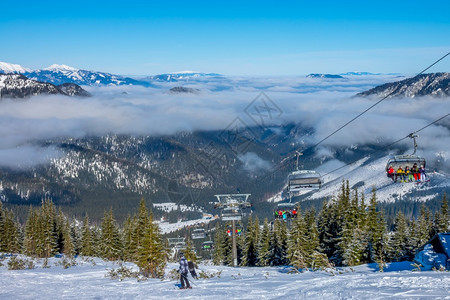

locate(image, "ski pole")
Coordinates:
182 273 198 287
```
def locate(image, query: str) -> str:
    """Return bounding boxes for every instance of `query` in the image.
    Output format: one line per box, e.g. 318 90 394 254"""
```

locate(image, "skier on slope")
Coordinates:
188 260 198 279
178 253 191 289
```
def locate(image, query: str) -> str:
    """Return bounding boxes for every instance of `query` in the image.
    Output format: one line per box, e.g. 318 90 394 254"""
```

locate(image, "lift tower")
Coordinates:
214 194 251 267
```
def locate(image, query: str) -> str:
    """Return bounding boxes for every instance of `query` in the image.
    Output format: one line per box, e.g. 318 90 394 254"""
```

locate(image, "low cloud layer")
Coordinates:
0 75 449 170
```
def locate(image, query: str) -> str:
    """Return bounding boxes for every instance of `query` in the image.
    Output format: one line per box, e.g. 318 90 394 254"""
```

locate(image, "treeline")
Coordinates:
213 182 449 269
0 199 166 278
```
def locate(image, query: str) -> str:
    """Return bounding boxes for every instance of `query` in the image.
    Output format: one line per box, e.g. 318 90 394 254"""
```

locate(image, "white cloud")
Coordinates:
0 75 448 170
237 152 272 173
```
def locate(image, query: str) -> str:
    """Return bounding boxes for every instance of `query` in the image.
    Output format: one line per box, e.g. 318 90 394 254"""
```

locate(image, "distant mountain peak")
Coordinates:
307 73 345 79
0 61 31 74
44 64 79 72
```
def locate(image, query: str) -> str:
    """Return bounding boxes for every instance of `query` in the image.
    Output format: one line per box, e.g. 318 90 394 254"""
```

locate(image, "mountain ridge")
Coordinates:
356 72 450 98
0 74 90 98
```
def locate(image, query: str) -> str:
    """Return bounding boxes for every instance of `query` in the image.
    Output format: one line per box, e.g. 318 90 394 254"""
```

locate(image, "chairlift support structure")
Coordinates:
214 193 251 267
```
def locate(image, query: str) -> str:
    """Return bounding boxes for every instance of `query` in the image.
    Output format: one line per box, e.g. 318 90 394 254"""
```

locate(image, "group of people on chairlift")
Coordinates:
387 163 427 183
274 208 298 219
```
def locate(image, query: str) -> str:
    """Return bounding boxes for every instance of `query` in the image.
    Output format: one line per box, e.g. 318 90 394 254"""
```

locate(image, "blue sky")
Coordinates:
1 0 449 75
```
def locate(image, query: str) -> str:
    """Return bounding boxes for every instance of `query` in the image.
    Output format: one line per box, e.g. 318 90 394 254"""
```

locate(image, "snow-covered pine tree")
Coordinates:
317 201 334 259
24 206 38 256
257 218 271 266
434 193 449 234
269 219 288 266
365 189 389 265
0 205 21 253
39 199 59 258
241 215 259 266
389 211 411 261
288 207 308 270
100 208 123 261
415 205 433 248
338 191 367 266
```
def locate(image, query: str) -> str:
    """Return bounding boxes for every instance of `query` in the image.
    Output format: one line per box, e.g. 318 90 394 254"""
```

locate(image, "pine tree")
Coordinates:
241 215 259 267
136 212 167 278
24 206 38 256
39 199 59 258
61 218 75 257
365 189 389 265
80 215 94 256
435 193 449 233
212 223 226 265
415 205 433 248
0 207 21 253
288 208 308 269
257 218 271 266
100 208 122 261
269 220 288 266
389 211 411 261
122 214 136 261
184 238 197 263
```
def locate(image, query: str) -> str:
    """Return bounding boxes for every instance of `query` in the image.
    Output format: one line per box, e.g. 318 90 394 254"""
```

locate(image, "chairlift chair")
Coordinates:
202 241 214 250
287 170 322 191
286 151 322 192
385 134 426 177
221 207 243 221
192 228 206 239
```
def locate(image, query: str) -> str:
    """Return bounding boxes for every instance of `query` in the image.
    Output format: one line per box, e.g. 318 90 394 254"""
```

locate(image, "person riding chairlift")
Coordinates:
411 163 420 181
388 165 395 181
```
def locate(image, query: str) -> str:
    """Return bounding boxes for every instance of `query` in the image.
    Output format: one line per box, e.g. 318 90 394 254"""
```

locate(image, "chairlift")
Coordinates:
385 134 426 177
286 152 322 192
192 228 206 239
274 202 298 219
226 224 243 236
221 207 243 221
202 241 214 250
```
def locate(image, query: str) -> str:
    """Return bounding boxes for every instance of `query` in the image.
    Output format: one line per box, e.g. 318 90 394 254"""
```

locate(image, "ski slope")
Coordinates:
0 255 449 299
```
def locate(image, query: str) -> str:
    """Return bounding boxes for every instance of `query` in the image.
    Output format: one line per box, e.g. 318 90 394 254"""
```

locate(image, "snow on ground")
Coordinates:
156 216 217 234
153 203 218 234
0 256 449 299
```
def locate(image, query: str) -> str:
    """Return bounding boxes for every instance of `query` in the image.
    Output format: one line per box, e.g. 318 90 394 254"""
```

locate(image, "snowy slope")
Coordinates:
0 255 449 299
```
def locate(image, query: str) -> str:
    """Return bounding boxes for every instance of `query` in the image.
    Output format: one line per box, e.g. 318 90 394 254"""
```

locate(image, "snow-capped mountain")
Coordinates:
0 61 150 87
0 62 31 74
145 72 222 82
0 74 90 98
341 72 382 76
357 73 450 98
307 73 345 79
25 64 150 87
